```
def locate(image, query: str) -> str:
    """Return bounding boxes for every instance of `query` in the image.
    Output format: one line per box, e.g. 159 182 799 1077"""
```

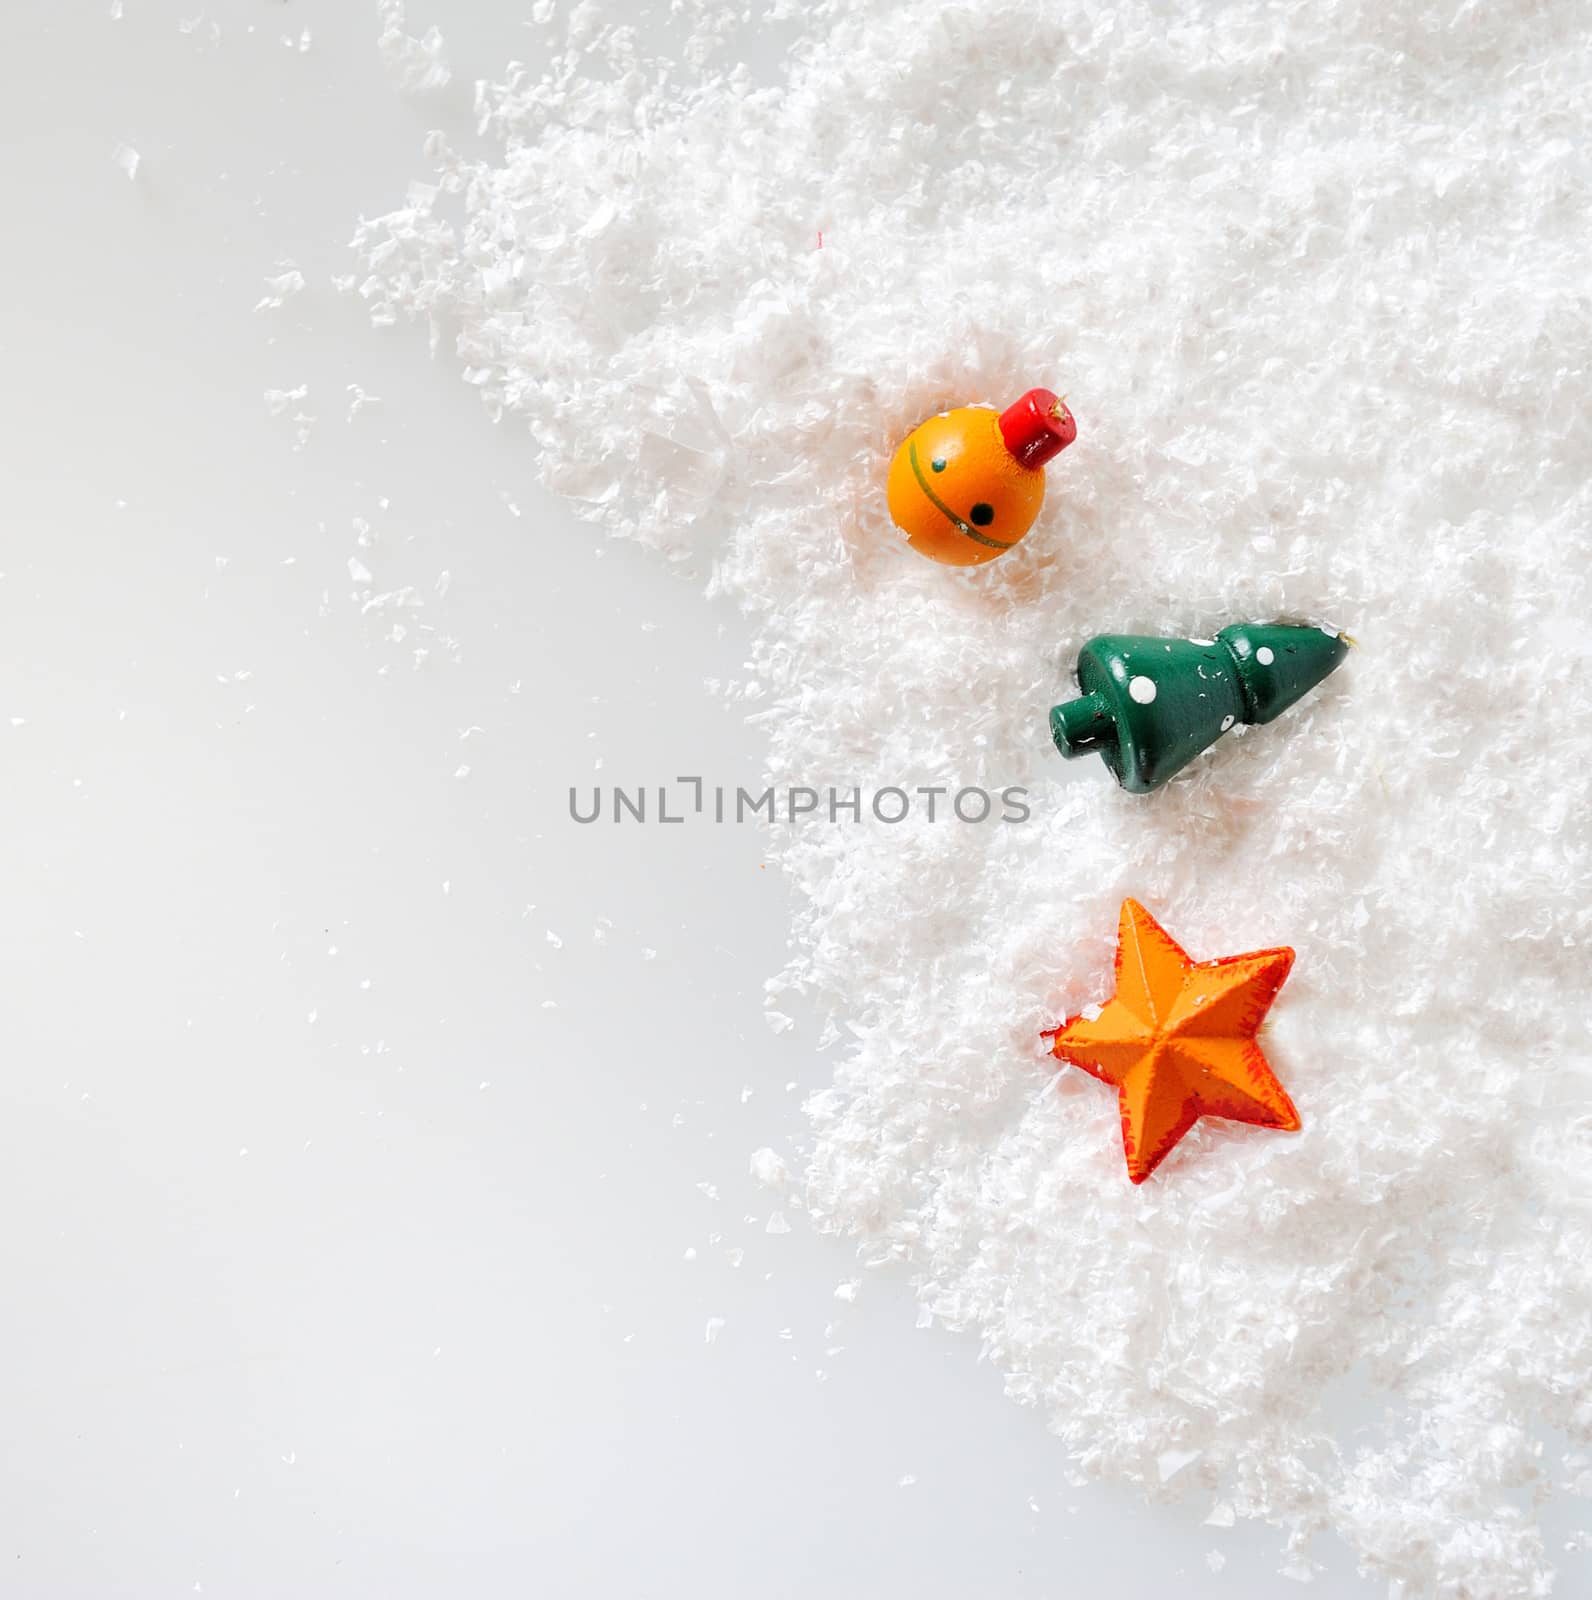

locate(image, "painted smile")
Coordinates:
907 441 1016 552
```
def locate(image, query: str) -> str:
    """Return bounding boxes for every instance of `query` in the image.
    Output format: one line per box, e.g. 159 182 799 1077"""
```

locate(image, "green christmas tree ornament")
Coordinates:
1049 622 1350 794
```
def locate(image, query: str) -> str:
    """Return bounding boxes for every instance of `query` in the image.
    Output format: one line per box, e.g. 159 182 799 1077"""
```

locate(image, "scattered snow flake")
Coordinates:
378 0 452 94
749 1147 789 1190
112 142 140 180
263 385 315 448
703 1316 725 1345
253 264 305 313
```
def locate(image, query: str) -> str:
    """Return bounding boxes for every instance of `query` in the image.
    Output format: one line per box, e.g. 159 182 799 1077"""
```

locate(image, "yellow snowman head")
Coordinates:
885 388 1076 567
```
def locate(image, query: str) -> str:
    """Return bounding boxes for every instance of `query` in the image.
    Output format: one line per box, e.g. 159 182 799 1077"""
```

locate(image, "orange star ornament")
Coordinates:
1045 899 1301 1184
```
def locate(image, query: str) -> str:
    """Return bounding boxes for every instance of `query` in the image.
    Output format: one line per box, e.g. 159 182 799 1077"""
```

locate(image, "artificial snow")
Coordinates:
376 0 450 96
348 2 1592 1595
253 262 306 313
263 384 315 449
748 1146 790 1191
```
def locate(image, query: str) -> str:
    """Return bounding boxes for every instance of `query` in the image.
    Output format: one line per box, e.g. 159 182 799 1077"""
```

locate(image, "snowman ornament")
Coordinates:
886 388 1076 566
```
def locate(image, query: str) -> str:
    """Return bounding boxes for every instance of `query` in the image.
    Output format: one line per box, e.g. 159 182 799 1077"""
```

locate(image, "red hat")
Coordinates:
998 388 1076 470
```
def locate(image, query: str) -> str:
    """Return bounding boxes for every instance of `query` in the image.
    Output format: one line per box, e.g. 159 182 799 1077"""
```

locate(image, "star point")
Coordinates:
1049 900 1301 1183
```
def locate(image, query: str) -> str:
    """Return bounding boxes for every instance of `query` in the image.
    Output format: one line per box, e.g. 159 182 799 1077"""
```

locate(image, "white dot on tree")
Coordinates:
1256 646 1275 665
1129 676 1157 704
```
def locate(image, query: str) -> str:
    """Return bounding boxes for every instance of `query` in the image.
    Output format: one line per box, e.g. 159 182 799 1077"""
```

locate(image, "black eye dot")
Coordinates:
930 456 947 473
969 502 995 526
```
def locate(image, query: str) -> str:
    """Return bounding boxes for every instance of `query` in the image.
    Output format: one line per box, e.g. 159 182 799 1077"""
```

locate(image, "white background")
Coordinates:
0 4 1385 1594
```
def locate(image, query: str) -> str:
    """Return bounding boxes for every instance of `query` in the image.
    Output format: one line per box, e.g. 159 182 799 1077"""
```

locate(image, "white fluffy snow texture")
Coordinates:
351 3 1592 1592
